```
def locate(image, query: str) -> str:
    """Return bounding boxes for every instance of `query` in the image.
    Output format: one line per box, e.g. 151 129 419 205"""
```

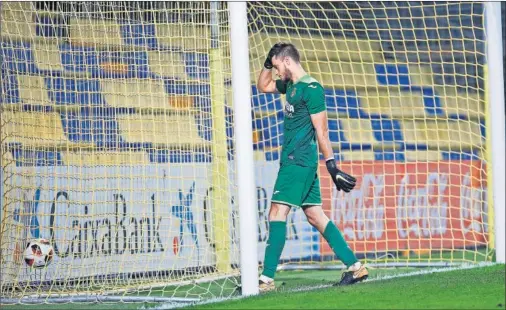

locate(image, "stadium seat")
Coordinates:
258 115 284 148
46 77 104 106
1 41 39 75
405 150 443 161
407 65 434 86
147 149 212 163
339 150 375 161
155 24 211 50
370 118 403 143
116 113 209 147
17 75 52 106
32 42 63 71
359 89 427 118
121 22 158 48
340 119 378 146
401 119 429 147
250 32 383 63
445 120 484 149
101 78 192 110
323 38 383 63
310 62 378 89
3 111 67 147
148 51 187 79
8 148 63 166
328 118 345 144
68 18 123 47
0 2 36 40
435 86 485 119
251 86 284 111
184 52 211 81
325 89 365 118
264 147 281 161
62 150 151 166
60 108 122 145
401 119 483 150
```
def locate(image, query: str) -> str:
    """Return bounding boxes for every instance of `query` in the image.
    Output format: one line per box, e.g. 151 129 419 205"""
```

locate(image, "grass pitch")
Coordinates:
2 264 504 309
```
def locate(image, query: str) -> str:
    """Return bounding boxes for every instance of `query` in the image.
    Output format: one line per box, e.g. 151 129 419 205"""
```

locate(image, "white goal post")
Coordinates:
0 1 504 305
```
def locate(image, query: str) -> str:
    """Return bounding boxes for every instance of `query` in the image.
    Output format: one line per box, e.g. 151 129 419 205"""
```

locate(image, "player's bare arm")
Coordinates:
257 68 278 93
310 111 357 193
310 111 334 160
257 43 282 93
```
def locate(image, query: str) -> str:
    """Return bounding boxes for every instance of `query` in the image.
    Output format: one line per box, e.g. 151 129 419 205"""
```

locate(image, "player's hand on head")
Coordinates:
325 158 357 193
264 42 283 70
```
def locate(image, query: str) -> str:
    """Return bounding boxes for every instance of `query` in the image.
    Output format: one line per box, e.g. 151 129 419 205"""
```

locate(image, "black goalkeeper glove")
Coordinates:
264 43 282 70
326 158 357 193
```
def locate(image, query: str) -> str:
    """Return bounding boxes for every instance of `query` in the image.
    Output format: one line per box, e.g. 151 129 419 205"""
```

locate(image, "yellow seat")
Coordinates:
155 24 211 50
408 65 434 86
339 150 375 161
148 51 187 79
359 89 427 118
446 120 483 149
324 38 383 63
0 2 36 39
68 18 123 47
405 150 443 161
309 61 378 89
101 79 193 110
401 119 430 146
251 32 383 63
2 111 67 147
116 114 209 147
63 150 150 166
435 87 485 119
340 119 377 146
402 120 483 149
17 75 52 105
32 42 63 71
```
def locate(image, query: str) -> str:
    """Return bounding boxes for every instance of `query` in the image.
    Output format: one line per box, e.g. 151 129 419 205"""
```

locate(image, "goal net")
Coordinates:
0 0 495 305
1 1 240 305
248 1 492 269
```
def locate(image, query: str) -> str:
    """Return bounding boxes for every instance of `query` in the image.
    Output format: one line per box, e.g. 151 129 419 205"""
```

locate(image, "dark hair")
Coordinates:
271 42 300 63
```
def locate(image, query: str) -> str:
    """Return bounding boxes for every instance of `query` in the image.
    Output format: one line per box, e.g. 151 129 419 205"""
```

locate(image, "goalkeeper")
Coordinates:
256 42 368 292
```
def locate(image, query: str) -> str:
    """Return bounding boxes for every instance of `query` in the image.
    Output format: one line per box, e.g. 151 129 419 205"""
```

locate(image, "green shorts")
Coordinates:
271 164 322 208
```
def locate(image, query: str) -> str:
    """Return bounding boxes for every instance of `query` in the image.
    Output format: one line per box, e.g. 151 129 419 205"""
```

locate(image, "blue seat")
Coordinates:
0 67 20 104
251 86 284 111
8 144 63 167
441 150 480 161
375 150 405 161
184 52 209 80
121 22 158 48
60 43 98 73
328 119 345 143
259 115 284 148
60 44 151 79
375 64 411 87
147 149 212 163
421 87 444 116
370 118 403 143
193 105 235 143
265 148 281 161
60 107 123 146
1 41 39 74
325 89 366 118
46 76 105 106
35 14 67 39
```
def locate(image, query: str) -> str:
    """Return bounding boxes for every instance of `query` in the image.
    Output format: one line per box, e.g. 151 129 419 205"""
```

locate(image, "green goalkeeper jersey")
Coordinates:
275 74 326 168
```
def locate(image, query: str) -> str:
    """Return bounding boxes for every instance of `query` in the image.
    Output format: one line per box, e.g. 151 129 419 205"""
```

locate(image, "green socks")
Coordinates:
323 221 358 267
261 221 287 279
